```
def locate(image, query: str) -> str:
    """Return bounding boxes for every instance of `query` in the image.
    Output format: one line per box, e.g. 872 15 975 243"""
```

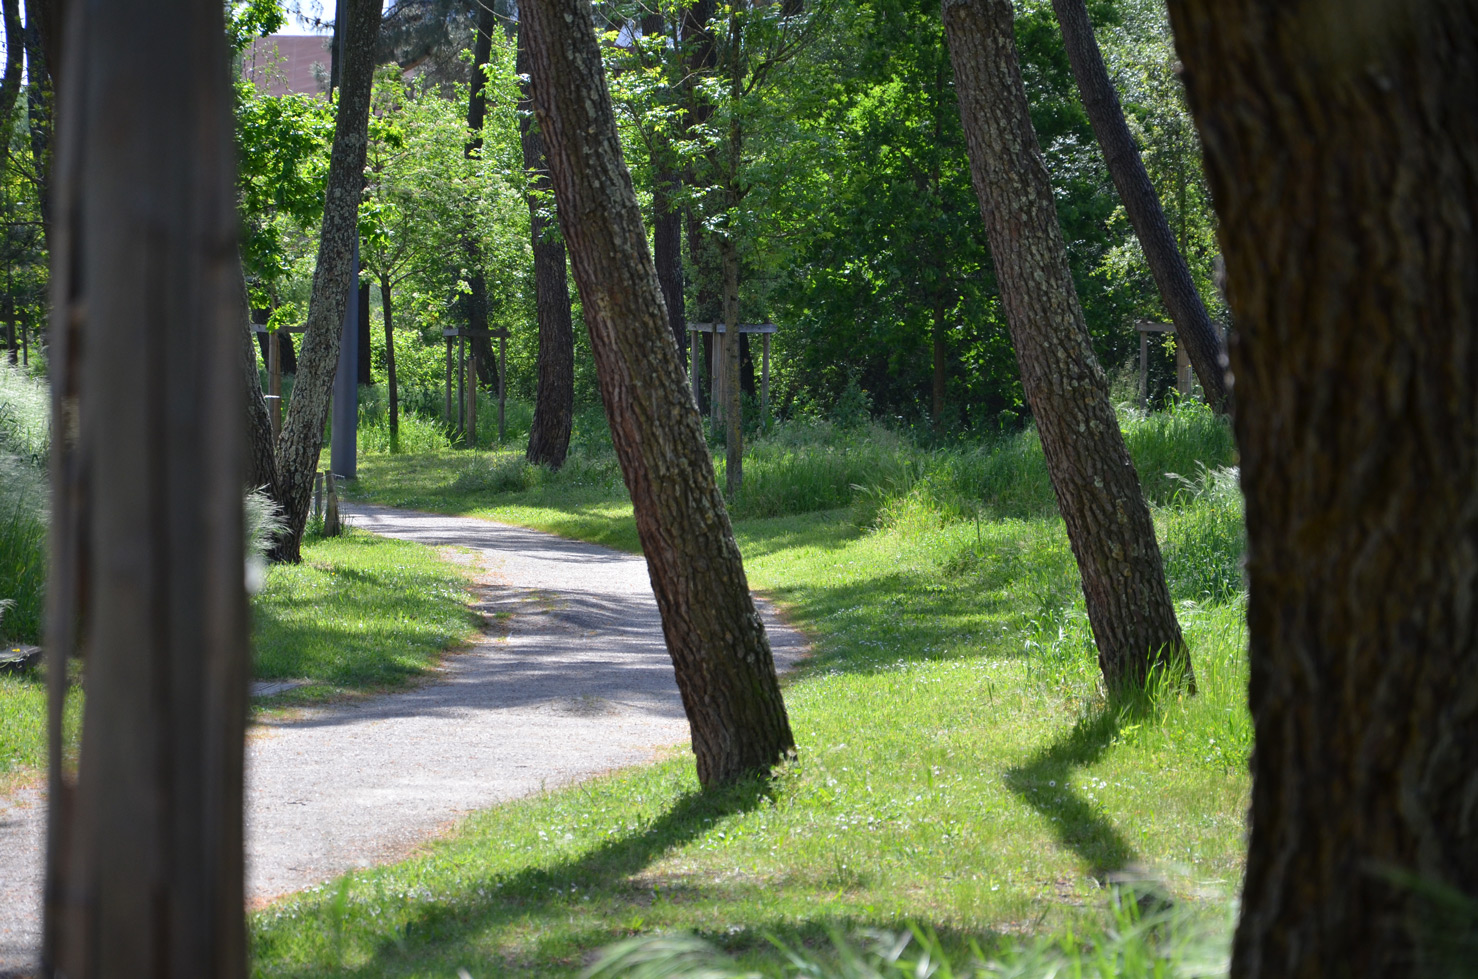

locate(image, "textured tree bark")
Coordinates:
270 0 380 562
518 22 575 470
522 0 794 787
238 264 277 493
380 273 399 439
43 2 248 975
1051 0 1228 412
1164 3 1478 976
943 0 1189 691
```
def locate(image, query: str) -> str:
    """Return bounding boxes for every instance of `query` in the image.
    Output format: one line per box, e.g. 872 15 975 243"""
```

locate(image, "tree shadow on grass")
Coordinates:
1003 703 1139 880
257 776 775 978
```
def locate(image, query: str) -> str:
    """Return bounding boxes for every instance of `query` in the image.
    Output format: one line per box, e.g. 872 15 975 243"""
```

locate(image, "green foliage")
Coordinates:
0 366 49 644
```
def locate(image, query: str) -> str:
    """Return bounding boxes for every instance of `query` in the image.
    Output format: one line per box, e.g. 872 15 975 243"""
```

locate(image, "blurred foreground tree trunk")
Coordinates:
522 0 794 786
43 1 248 975
943 0 1190 691
518 21 575 470
270 0 380 562
1166 3 1478 976
1051 0 1228 411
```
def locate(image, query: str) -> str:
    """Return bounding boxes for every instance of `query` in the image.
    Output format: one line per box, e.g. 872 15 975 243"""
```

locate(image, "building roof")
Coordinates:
241 34 334 98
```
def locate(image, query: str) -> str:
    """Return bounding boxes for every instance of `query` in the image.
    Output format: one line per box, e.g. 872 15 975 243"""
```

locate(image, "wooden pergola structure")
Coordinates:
253 322 308 440
443 326 509 446
687 321 777 422
1136 320 1192 408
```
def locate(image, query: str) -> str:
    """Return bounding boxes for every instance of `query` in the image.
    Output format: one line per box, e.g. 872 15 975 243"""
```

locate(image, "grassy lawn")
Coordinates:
248 408 1248 976
0 528 480 788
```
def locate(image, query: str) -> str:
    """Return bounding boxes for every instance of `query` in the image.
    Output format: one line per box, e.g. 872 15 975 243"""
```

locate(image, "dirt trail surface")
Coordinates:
0 503 806 976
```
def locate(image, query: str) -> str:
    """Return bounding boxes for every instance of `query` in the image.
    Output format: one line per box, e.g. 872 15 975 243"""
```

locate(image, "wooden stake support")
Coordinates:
686 322 778 424
1136 320 1192 407
252 322 307 439
443 327 508 449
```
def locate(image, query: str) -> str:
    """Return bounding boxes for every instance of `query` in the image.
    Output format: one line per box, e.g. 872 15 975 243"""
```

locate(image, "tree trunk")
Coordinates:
0 0 23 170
380 273 398 440
1051 0 1228 412
270 0 380 563
464 2 496 387
238 264 277 493
23 0 52 249
522 0 794 787
518 22 574 470
43 2 248 975
931 286 947 429
720 234 742 494
1164 3 1478 976
943 0 1189 692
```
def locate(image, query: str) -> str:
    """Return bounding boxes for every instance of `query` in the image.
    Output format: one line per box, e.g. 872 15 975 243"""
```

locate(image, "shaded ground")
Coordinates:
0 503 805 976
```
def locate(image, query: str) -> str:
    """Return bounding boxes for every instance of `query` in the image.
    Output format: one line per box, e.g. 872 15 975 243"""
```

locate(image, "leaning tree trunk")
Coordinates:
1051 0 1228 412
518 22 575 470
237 262 277 492
522 0 794 787
270 0 380 563
1164 3 1478 976
43 2 248 975
943 0 1189 692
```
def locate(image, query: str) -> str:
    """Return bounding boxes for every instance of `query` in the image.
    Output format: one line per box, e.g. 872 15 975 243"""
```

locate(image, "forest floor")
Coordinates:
0 505 806 977
247 412 1250 978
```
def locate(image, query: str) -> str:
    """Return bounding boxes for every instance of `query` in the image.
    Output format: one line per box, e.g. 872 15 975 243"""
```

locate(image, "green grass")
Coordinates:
251 408 1248 977
251 528 480 702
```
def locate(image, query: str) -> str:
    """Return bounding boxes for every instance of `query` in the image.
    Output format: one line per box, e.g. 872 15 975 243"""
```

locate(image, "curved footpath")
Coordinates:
0 503 806 976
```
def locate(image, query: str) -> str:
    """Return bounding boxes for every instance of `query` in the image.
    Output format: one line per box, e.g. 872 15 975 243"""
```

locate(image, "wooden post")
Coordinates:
1176 342 1192 397
711 325 723 426
497 331 506 442
267 329 282 441
456 333 466 441
444 334 453 425
689 329 699 406
761 331 771 423
324 471 340 537
1139 330 1148 409
467 345 478 449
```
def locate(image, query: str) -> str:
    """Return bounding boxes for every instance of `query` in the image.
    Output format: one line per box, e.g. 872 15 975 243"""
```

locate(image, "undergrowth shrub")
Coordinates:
0 367 49 644
1158 466 1245 604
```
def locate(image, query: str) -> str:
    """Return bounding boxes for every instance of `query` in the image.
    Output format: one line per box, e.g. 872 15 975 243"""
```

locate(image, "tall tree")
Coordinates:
22 0 55 249
1051 0 1227 411
521 0 794 786
1165 2 1478 976
270 0 382 561
518 21 574 470
42 0 248 974
943 0 1189 691
462 0 496 388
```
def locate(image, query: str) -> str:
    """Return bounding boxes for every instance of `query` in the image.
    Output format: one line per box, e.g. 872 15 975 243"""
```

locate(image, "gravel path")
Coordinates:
0 503 806 976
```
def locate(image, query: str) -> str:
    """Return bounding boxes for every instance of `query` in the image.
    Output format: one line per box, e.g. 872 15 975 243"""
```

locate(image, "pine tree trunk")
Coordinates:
522 0 794 787
1164 3 1478 976
269 0 380 563
464 2 496 386
1051 0 1228 412
518 22 575 470
43 2 248 974
380 274 398 440
238 263 277 492
943 0 1189 691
